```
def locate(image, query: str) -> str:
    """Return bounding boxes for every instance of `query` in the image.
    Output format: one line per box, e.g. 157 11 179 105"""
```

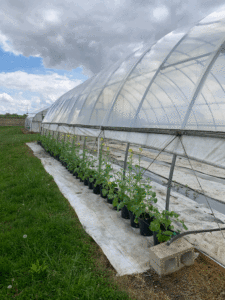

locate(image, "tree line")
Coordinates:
0 113 28 118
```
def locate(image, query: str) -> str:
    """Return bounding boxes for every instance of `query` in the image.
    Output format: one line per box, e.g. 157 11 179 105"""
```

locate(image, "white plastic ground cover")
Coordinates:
27 142 225 275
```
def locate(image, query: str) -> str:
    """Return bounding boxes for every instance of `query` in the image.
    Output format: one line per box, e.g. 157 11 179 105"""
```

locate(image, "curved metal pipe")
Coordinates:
166 227 225 246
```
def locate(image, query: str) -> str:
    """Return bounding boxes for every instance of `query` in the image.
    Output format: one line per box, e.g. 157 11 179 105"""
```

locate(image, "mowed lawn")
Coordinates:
0 126 134 300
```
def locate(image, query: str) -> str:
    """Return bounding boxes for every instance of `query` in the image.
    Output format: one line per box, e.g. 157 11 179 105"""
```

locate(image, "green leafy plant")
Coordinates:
60 134 73 165
114 148 136 210
131 180 158 223
128 148 158 213
106 181 118 200
149 210 188 243
116 148 156 213
78 138 97 180
113 171 129 208
93 139 113 188
83 154 97 181
29 259 48 280
100 145 113 195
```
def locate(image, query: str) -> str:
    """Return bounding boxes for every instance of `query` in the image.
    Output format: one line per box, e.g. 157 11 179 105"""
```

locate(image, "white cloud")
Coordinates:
0 0 222 74
0 92 14 104
152 5 170 22
0 71 81 95
0 0 224 115
0 71 83 114
42 9 61 24
0 32 22 55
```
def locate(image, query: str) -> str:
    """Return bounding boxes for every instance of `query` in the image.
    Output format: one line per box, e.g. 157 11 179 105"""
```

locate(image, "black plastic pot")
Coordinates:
153 225 179 246
84 178 89 186
88 178 95 190
93 183 101 194
113 199 121 211
107 193 114 204
129 210 139 228
138 213 154 236
121 205 130 219
73 171 78 177
100 186 108 199
109 188 119 206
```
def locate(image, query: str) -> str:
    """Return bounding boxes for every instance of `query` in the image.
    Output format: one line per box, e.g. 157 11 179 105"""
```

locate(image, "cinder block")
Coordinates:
149 237 196 276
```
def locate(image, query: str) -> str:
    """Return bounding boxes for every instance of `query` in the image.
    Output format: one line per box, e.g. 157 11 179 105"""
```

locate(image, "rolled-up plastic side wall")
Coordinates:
42 123 225 170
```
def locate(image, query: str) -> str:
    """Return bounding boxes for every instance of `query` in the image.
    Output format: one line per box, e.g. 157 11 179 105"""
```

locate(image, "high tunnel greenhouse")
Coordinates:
25 106 50 132
38 7 225 268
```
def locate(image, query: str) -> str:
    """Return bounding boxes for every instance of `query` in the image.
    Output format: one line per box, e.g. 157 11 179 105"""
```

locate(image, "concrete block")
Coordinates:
149 237 197 276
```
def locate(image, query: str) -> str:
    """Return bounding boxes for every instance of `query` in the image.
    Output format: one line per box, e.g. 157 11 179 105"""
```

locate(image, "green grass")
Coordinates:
0 126 134 300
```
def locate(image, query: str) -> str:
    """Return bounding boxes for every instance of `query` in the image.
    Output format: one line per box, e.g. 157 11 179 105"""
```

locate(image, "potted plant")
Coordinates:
88 169 98 189
106 181 118 204
130 167 158 232
93 140 113 195
82 148 97 186
99 146 113 198
132 199 159 236
72 141 82 178
113 173 131 219
70 136 82 176
93 173 105 194
150 210 188 245
114 148 139 220
126 148 145 227
128 186 148 228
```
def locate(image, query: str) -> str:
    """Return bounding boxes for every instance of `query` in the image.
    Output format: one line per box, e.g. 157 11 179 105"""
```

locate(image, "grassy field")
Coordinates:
0 126 135 300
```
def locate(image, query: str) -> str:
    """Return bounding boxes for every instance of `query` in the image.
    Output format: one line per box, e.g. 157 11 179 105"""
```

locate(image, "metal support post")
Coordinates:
83 136 86 160
97 137 100 160
165 154 177 216
123 143 130 180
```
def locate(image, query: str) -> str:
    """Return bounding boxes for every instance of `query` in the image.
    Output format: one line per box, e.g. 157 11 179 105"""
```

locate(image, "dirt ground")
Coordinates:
21 128 37 134
90 245 225 300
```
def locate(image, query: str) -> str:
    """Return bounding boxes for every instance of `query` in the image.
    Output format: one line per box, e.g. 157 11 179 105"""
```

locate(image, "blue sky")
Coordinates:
0 0 223 115
0 47 88 79
0 46 88 115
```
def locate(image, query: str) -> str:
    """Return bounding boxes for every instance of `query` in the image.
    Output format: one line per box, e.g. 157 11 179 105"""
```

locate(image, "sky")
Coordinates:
0 0 225 115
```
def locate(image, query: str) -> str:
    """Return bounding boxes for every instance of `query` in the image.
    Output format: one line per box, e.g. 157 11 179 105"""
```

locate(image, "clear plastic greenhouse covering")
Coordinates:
42 6 225 171
25 106 50 132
